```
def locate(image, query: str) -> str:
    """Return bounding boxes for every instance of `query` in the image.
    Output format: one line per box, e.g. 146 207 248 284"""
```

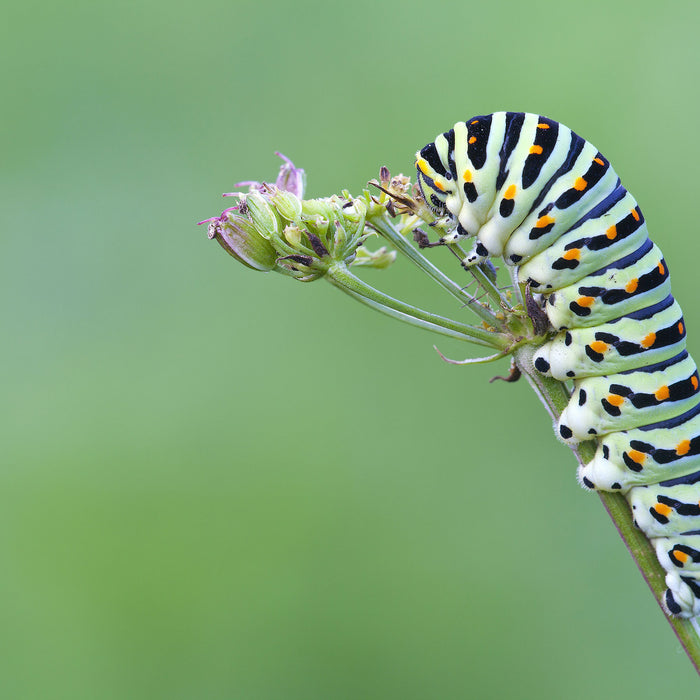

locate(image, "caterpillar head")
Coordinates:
415 144 457 218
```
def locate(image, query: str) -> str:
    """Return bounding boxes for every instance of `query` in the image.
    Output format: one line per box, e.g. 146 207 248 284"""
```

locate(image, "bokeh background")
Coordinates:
4 0 700 696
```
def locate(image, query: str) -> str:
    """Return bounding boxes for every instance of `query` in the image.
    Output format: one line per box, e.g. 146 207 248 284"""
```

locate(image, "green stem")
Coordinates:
450 241 510 311
367 215 503 329
513 344 700 674
469 263 507 310
327 263 509 349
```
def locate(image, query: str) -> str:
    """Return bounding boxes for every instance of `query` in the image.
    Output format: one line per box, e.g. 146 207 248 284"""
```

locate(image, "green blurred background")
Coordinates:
4 0 700 696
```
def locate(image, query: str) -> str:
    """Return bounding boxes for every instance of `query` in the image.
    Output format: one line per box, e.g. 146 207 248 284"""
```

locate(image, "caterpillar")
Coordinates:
415 112 700 618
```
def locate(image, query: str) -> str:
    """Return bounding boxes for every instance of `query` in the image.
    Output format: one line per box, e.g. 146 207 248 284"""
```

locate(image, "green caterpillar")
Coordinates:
416 112 700 618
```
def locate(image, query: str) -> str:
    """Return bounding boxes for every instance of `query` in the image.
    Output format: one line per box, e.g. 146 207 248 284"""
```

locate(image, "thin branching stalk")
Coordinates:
367 216 503 328
327 263 509 349
450 241 511 311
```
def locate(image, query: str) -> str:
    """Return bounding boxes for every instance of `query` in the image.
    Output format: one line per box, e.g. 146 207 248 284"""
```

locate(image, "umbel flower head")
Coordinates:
200 154 395 281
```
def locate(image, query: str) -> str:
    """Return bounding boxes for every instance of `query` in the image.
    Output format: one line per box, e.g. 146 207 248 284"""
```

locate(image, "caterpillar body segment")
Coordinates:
579 403 700 492
543 241 672 331
416 112 700 618
557 351 700 443
533 296 686 381
630 484 700 538
516 193 647 293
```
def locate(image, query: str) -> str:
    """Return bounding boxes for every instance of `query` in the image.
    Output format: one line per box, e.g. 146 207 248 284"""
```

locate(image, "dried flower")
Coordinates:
369 166 427 219
273 152 305 198
229 152 306 199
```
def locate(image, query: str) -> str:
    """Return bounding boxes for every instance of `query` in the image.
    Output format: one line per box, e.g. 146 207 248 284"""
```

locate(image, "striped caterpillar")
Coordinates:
415 112 700 618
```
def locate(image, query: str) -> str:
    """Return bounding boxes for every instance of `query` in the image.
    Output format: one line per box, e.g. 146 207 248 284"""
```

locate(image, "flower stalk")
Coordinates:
326 263 509 349
366 214 503 328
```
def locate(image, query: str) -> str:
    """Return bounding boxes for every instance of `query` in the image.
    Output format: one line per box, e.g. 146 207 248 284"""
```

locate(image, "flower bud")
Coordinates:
301 199 335 220
351 245 397 270
332 219 348 258
211 214 277 271
245 191 279 239
344 197 367 222
270 188 302 222
283 224 303 248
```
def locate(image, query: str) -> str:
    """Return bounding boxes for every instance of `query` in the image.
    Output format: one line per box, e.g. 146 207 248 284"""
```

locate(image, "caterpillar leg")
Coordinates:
460 240 490 267
662 572 700 618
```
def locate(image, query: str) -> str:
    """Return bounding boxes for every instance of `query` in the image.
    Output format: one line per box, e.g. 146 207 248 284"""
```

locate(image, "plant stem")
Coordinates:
326 263 509 349
513 344 700 674
367 215 503 329
450 241 511 311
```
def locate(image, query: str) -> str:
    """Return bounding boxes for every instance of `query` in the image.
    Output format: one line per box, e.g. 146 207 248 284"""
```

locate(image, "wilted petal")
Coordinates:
226 153 305 199
274 152 305 198
230 180 266 194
